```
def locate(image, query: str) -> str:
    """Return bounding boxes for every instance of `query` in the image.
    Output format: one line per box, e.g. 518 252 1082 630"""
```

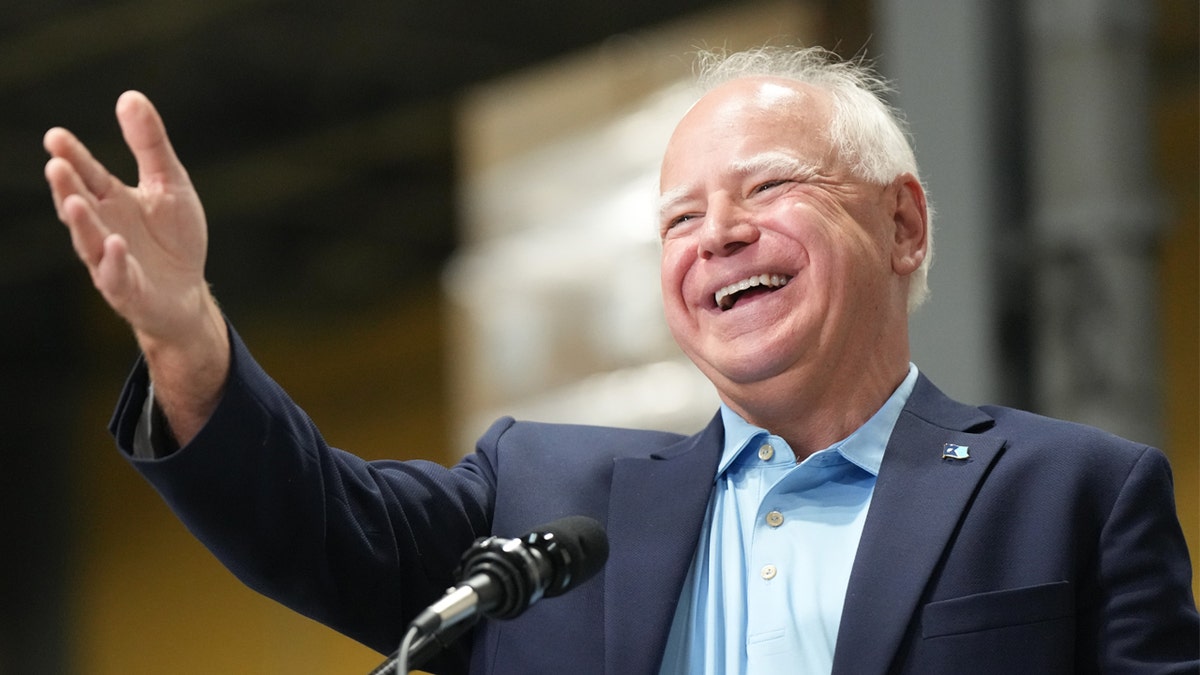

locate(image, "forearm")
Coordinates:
114 325 494 657
137 290 229 446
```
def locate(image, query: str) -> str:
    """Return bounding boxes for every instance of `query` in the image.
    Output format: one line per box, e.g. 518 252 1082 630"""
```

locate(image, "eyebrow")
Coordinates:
657 185 693 222
729 151 818 178
657 152 819 222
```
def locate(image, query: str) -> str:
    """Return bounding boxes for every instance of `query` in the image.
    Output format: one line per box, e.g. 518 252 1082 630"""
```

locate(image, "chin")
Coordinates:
692 348 795 390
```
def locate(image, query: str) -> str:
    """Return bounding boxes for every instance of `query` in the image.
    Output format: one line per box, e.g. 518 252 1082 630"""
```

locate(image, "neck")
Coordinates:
719 353 911 460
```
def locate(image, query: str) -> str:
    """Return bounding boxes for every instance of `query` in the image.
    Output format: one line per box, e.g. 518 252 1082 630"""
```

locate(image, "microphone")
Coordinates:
366 516 609 672
411 515 608 638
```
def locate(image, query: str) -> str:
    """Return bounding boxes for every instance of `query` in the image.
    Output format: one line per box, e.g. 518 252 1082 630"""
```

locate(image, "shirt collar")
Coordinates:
717 363 920 478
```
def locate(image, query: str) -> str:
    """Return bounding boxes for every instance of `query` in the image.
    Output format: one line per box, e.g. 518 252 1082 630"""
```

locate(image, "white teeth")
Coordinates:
715 274 792 310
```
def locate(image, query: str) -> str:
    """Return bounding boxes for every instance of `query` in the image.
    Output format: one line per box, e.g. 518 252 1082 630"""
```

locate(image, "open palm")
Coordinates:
45 91 211 346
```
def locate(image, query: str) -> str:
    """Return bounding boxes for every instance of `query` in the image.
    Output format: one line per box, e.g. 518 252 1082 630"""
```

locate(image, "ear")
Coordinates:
888 173 929 276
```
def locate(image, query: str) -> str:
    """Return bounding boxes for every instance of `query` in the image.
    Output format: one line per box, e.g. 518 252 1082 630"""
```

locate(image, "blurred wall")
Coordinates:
1154 0 1199 603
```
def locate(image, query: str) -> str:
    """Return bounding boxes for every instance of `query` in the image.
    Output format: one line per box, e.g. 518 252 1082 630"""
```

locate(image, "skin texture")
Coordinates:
657 77 929 458
44 91 228 445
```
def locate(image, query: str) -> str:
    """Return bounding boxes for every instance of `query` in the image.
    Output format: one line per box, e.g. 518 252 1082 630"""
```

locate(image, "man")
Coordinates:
45 46 1197 674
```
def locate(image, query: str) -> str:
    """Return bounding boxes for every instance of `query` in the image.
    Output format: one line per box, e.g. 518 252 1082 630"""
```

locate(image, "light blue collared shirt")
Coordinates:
658 364 919 674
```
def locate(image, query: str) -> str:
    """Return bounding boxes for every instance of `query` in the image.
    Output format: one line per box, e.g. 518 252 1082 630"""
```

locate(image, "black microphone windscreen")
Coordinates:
524 515 609 597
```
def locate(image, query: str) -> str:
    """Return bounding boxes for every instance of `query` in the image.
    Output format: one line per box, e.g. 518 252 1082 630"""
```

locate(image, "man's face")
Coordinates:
658 77 912 396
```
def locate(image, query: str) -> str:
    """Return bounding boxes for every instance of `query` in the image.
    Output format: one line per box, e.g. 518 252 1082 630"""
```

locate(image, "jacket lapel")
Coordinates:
832 374 1005 674
604 414 723 675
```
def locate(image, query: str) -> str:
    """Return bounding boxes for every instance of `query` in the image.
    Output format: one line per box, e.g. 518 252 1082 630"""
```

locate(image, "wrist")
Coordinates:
138 292 230 446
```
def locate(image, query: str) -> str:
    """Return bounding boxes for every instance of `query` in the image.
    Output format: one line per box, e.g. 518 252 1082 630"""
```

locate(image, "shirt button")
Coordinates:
757 444 775 461
765 510 784 527
760 564 778 580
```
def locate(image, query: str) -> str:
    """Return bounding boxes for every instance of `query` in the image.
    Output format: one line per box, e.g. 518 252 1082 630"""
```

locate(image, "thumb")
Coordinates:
115 91 189 187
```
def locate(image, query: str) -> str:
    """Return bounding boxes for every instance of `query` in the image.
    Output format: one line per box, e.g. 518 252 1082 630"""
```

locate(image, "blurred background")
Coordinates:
2 0 1195 672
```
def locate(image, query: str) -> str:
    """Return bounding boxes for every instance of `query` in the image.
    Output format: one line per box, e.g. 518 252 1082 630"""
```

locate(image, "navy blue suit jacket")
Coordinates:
113 327 1199 673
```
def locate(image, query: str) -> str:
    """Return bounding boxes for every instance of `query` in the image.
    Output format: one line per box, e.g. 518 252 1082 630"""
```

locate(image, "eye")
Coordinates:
752 179 789 194
663 212 699 234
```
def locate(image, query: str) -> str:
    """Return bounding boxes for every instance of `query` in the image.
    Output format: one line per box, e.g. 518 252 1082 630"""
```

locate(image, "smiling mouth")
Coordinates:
714 274 792 311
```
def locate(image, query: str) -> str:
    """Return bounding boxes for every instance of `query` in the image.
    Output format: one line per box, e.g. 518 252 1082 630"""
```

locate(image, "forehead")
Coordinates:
660 77 835 187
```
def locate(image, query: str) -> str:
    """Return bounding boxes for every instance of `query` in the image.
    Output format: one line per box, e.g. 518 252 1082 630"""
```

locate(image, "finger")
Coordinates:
43 126 121 199
60 193 110 269
94 233 137 309
115 91 189 187
45 155 98 220
45 156 78 219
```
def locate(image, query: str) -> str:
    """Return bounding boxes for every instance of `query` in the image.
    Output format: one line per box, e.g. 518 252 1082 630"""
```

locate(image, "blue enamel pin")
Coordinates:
942 443 970 460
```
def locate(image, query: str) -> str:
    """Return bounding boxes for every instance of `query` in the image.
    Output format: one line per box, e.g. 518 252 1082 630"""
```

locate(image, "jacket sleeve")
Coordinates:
109 322 497 672
1087 444 1199 672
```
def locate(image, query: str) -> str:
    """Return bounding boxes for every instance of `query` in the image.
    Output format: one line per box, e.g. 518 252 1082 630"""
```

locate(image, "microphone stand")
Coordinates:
366 617 475 675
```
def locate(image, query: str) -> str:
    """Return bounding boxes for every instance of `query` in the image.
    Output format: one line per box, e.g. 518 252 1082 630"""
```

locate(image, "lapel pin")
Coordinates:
942 443 970 460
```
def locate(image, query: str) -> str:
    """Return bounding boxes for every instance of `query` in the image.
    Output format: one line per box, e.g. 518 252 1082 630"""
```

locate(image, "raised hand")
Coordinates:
45 91 229 444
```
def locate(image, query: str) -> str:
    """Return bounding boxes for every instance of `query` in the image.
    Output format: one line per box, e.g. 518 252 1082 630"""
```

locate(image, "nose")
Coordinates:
698 196 759 259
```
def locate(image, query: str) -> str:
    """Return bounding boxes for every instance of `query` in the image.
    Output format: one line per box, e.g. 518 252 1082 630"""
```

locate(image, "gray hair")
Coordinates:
695 46 933 311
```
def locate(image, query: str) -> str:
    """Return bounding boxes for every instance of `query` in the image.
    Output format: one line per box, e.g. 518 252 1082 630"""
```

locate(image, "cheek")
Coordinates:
659 242 694 301
795 199 888 269
659 245 701 341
